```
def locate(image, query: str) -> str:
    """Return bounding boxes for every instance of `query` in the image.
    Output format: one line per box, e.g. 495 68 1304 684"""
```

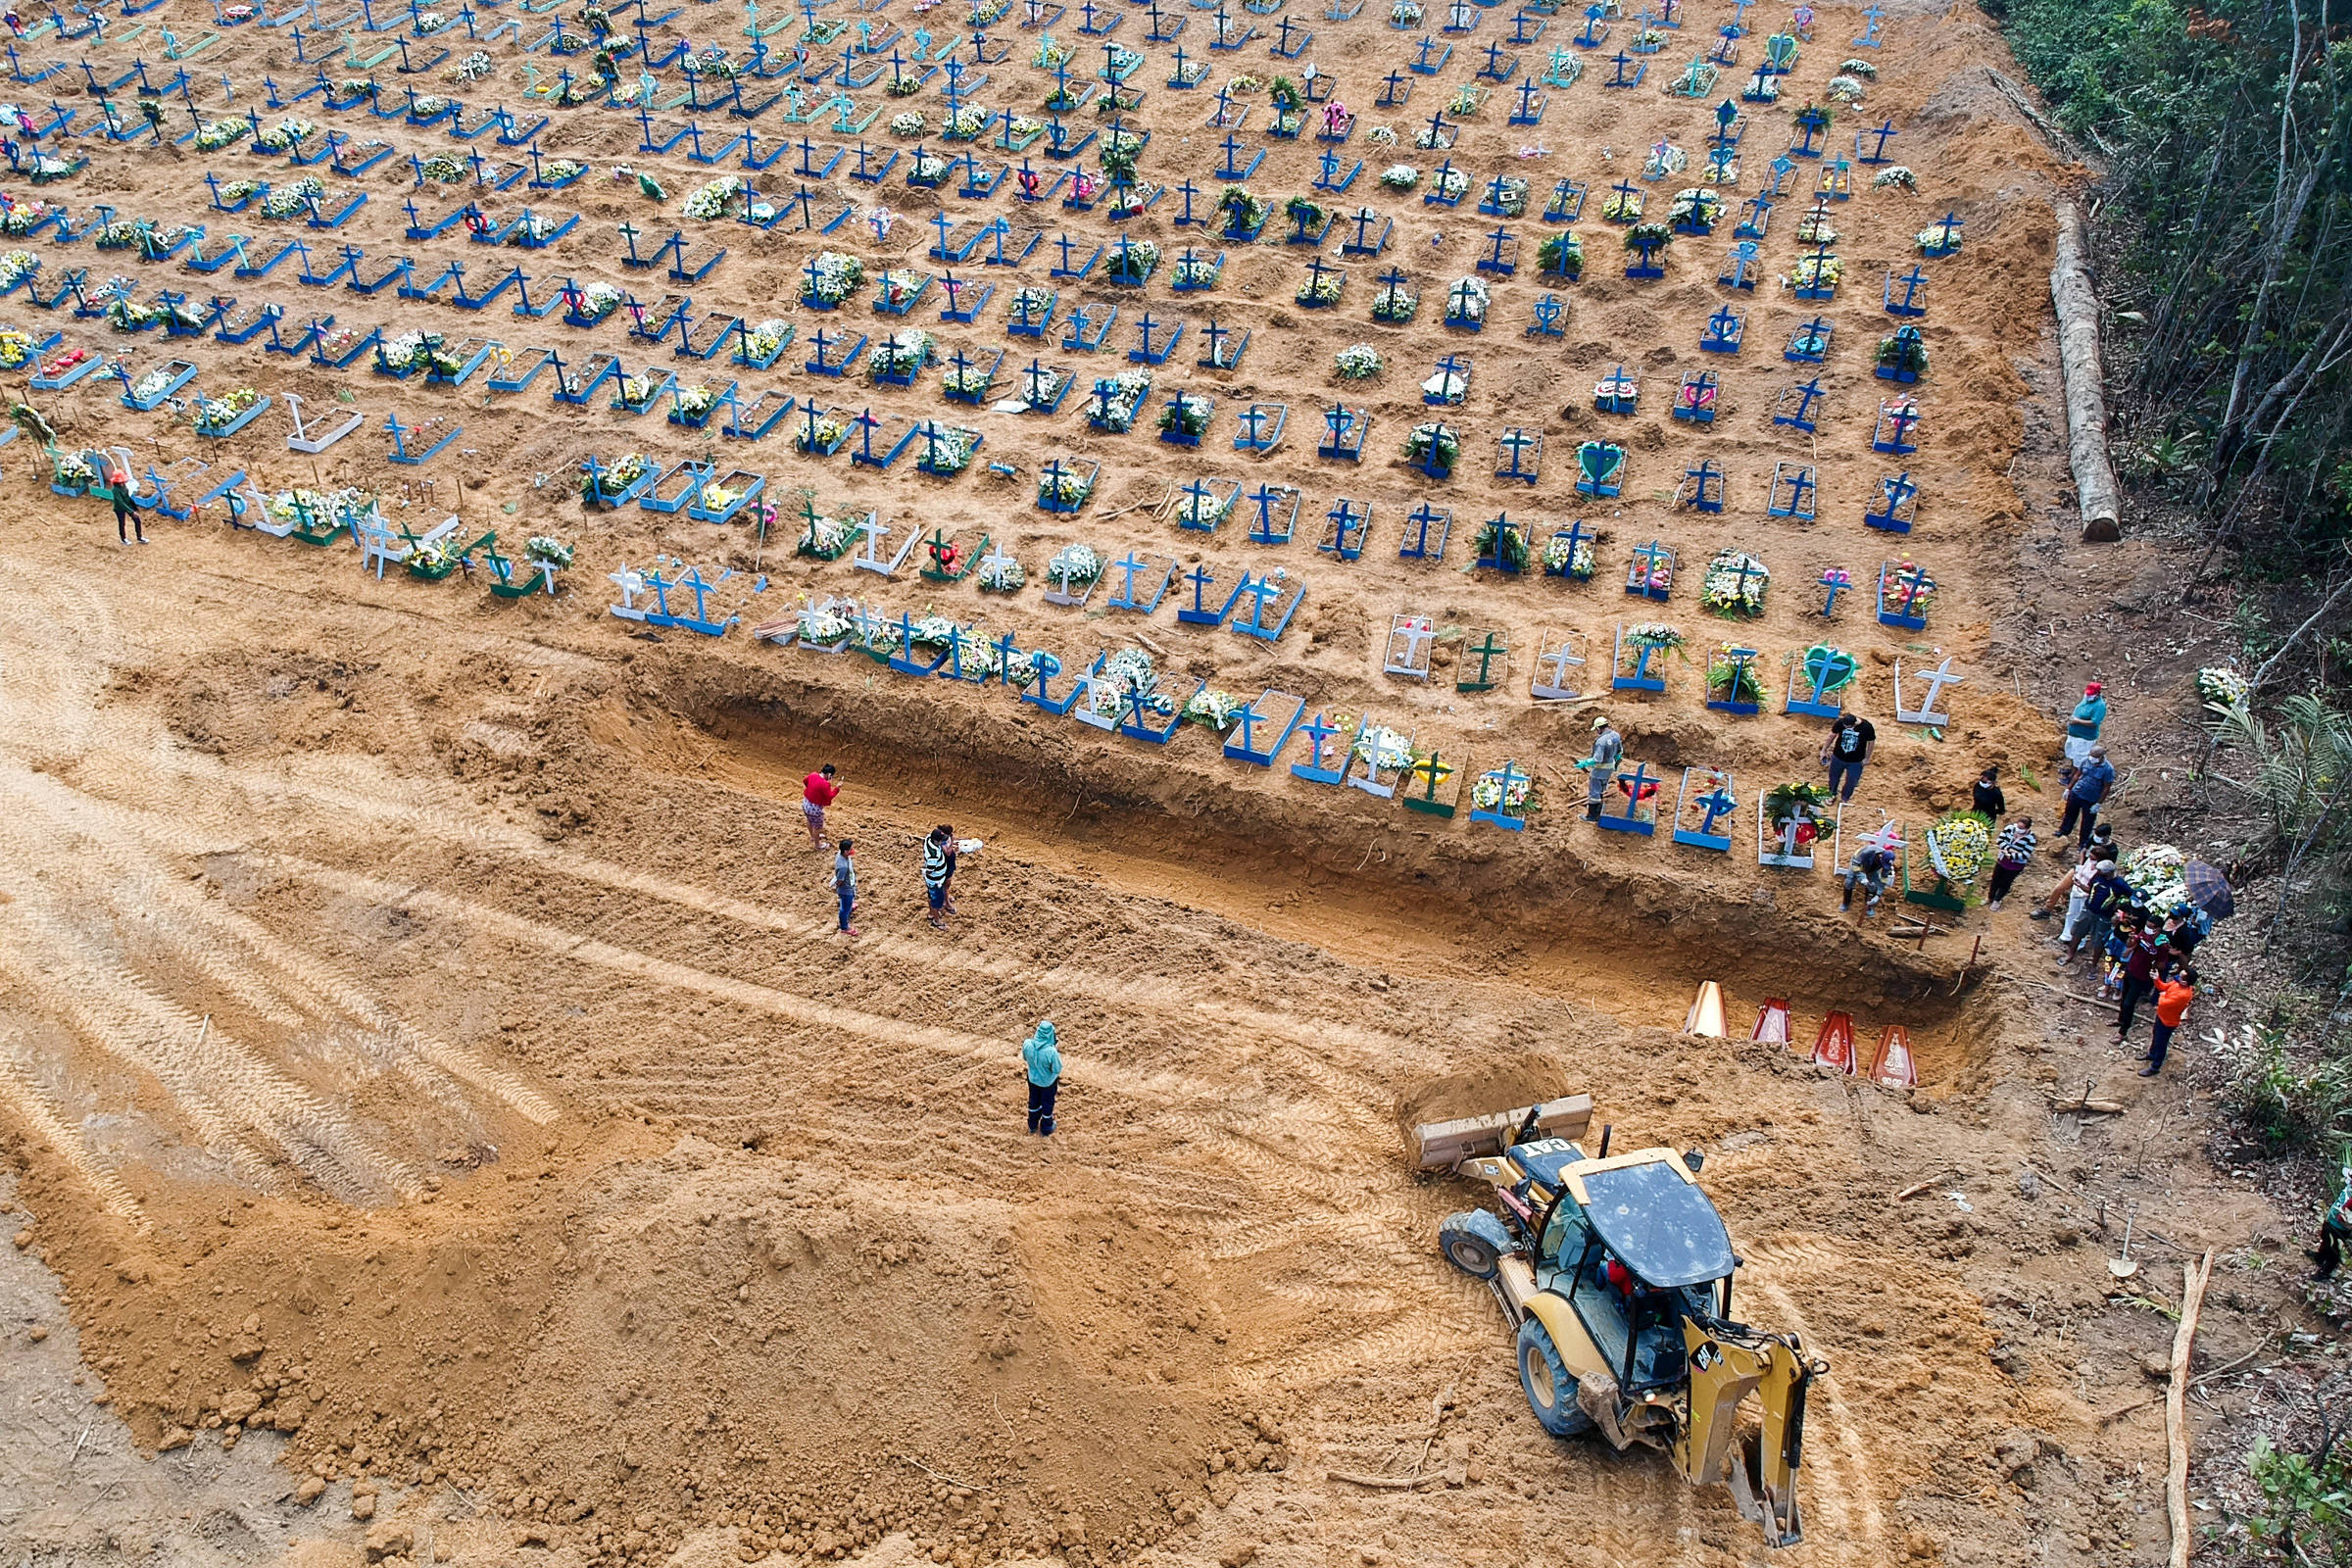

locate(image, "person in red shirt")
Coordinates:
2141 967 2196 1077
802 763 841 850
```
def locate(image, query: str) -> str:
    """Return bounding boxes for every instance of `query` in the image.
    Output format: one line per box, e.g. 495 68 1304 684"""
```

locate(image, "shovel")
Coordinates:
2107 1209 2140 1281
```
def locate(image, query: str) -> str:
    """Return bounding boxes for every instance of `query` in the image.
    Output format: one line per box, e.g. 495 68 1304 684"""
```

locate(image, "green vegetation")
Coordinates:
1986 0 2352 568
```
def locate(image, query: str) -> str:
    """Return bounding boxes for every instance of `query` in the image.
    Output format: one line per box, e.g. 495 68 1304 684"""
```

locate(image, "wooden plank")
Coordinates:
2167 1250 2215 1568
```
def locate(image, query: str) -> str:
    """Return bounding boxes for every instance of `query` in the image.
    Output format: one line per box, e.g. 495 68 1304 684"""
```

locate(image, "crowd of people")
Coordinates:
1820 680 2208 1077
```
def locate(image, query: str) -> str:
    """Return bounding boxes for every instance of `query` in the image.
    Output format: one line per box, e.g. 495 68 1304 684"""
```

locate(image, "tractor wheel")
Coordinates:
1437 1209 1512 1280
1516 1316 1597 1438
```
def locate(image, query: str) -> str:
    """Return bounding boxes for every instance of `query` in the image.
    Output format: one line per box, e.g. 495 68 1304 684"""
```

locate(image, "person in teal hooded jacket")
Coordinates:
1022 1020 1061 1137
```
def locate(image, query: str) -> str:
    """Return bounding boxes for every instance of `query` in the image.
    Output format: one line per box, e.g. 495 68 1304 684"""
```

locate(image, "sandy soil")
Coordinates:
0 0 2310 1564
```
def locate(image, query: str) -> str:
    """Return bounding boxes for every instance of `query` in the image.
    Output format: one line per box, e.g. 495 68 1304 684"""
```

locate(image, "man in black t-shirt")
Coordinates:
1821 710 1876 804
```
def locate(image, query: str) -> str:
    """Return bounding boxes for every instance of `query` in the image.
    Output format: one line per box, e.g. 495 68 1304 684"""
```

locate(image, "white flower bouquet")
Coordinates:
1927 810 1993 885
1378 163 1420 190
195 387 260 428
1335 343 1383 379
1790 253 1842 289
916 422 981 473
1371 278 1418 322
2122 844 2191 913
1178 483 1235 529
1624 622 1685 652
1352 723 1414 771
801 251 866 305
1174 251 1223 288
1041 466 1098 508
682 174 744 220
1544 530 1595 577
1046 541 1102 586
1087 368 1152 432
889 110 926 136
1872 165 1916 191
1445 275 1490 323
1700 550 1770 616
257 118 317 151
1471 766 1532 812
1421 365 1469 404
572 282 622 321
526 535 574 568
1184 688 1245 729
869 328 934 379
1667 187 1722 227
194 118 250 152
2196 666 2249 710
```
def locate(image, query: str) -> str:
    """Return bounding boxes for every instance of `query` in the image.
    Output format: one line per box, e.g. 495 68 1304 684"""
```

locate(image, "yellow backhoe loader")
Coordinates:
1417 1096 1828 1548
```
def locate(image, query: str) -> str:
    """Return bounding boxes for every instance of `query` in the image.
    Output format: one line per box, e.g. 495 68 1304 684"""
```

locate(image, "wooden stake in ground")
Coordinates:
2167 1250 2215 1568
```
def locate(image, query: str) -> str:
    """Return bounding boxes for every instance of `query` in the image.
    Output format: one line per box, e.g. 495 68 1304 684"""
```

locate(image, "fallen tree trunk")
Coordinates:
2167 1251 2215 1568
2053 204 2123 542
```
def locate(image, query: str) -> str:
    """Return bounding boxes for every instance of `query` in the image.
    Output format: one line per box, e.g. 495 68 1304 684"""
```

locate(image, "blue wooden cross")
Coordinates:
1692 779 1737 833
1172 176 1201 225
1855 116 1895 164
1230 570 1285 635
1245 483 1289 543
1175 562 1221 624
1605 760 1659 831
1874 399 1920 456
1496 427 1539 484
1604 49 1642 86
1628 538 1673 599
1236 402 1271 447
1290 710 1344 782
1866 470 1918 533
1764 153 1794 196
1680 458 1725 513
1775 376 1824 433
1718 238 1761 290
1885 264 1929 317
1215 130 1259 180
1401 501 1447 559
1700 304 1743 352
1378 68 1409 105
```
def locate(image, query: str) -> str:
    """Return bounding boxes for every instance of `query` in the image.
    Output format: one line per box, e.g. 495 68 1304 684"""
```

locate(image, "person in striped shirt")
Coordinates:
922 824 957 930
1987 818 2036 909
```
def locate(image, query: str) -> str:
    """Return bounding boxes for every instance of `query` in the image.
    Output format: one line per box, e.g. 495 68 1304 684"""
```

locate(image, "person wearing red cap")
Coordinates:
2064 681 2107 766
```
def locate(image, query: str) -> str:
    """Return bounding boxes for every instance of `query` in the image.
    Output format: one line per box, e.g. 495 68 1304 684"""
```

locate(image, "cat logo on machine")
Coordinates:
1692 1341 1723 1372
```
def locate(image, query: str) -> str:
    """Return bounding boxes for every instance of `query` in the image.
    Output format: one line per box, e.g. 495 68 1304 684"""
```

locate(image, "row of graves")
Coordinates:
11 0 1989 916
3 0 1947 492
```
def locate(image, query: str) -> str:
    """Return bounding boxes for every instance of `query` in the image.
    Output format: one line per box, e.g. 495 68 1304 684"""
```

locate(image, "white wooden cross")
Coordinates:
1384 612 1436 679
1530 628 1589 701
609 565 649 621
1892 655 1963 727
849 515 918 577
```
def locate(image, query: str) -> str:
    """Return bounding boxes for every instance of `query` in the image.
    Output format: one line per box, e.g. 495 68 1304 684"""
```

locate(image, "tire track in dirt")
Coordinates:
0 894 418 1204
1755 1280 1887 1559
0 1031 147 1227
280 858 1239 1108
0 760 561 1127
68 742 1451 1093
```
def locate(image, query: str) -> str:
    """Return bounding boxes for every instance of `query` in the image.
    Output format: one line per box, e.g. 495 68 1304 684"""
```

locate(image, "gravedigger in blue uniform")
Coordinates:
1416 1095 1827 1548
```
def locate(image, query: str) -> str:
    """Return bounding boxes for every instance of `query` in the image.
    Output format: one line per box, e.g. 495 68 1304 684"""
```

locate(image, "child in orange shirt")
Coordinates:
2141 967 2197 1077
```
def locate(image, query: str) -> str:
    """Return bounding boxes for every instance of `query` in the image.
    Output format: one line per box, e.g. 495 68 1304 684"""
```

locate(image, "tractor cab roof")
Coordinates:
1577 1154 1737 1289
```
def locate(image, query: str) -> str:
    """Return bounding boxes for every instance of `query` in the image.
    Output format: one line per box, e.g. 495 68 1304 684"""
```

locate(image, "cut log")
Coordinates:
2053 203 2123 542
2166 1251 2215 1568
